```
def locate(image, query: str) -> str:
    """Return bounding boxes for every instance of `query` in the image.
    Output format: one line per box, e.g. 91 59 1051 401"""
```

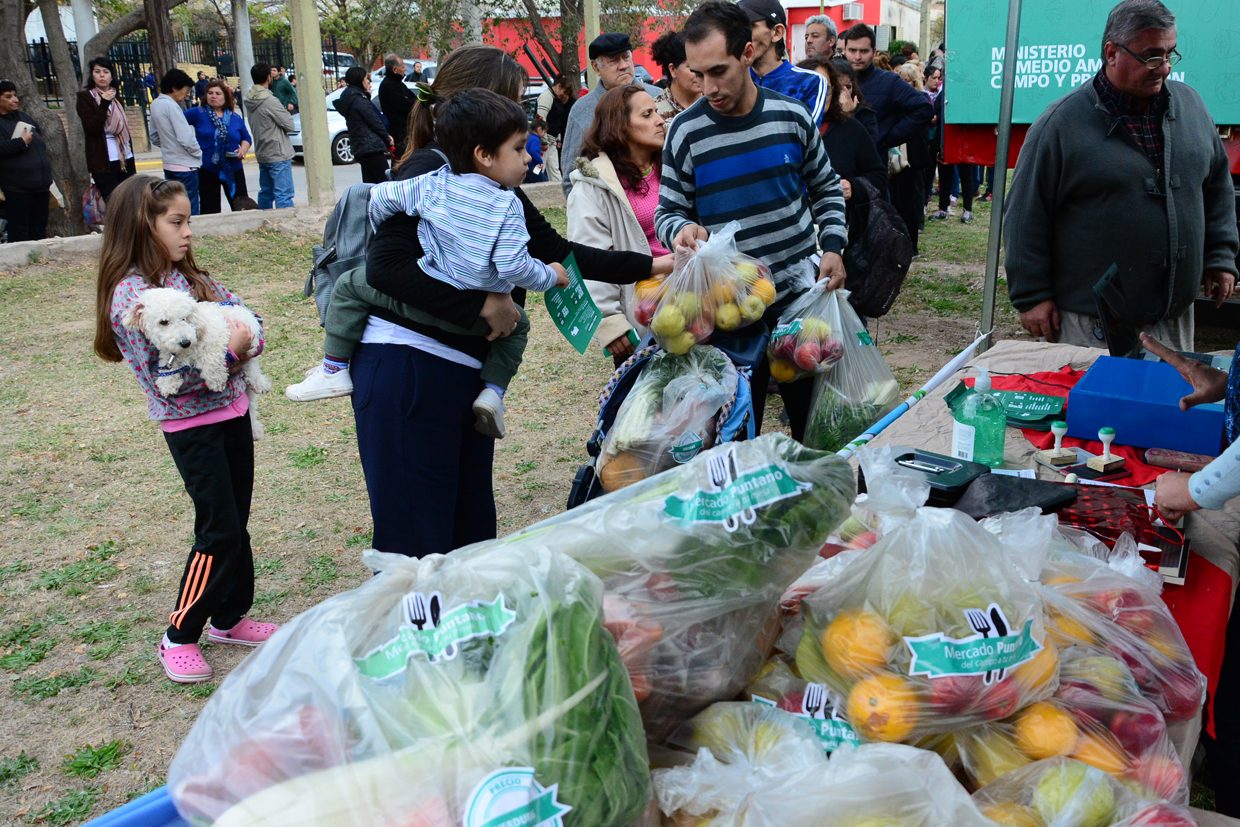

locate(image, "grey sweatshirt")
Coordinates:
243 86 296 163
1004 79 1238 325
148 95 202 169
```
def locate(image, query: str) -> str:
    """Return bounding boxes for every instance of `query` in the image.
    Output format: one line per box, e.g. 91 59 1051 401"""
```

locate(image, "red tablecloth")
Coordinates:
967 366 1231 734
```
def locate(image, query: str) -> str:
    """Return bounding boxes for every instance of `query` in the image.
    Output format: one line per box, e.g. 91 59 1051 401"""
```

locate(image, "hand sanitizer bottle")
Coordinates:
951 367 1006 467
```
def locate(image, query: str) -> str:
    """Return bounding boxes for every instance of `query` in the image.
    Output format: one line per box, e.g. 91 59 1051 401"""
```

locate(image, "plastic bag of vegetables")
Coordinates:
654 703 995 827
597 346 738 493
797 507 1054 742
766 265 847 382
802 289 900 452
167 544 650 827
952 645 1188 803
641 221 777 353
743 657 862 753
508 433 855 743
971 757 1188 827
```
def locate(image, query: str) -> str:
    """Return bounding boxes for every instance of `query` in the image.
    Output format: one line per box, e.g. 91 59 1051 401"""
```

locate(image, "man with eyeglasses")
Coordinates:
1006 0 1237 351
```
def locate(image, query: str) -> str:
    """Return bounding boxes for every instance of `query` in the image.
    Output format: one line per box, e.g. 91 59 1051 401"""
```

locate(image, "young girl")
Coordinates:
93 176 277 683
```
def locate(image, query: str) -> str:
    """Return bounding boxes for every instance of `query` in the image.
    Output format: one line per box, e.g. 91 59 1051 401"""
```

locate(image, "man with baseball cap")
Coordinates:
561 32 663 197
738 0 829 127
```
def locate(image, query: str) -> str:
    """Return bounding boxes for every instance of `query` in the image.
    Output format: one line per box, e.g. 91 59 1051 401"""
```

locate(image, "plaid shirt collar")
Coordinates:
1093 68 1169 172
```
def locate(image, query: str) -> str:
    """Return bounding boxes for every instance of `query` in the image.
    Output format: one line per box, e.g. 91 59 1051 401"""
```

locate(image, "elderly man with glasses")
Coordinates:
1005 0 1237 351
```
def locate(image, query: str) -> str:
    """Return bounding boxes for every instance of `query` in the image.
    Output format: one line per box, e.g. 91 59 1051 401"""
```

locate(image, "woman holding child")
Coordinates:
566 85 670 366
286 45 673 559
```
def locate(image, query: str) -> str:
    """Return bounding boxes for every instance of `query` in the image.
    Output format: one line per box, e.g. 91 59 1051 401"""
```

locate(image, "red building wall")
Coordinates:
486 16 672 83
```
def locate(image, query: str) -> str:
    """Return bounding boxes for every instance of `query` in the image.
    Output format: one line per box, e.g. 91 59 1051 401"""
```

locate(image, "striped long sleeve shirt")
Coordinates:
368 167 559 293
655 88 847 304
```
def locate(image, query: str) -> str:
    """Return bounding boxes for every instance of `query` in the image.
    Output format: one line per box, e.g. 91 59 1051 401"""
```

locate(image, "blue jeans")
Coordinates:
257 160 294 209
163 168 200 215
350 343 496 557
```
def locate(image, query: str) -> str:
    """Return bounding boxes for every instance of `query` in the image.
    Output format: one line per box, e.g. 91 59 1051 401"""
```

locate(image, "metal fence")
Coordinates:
22 31 345 110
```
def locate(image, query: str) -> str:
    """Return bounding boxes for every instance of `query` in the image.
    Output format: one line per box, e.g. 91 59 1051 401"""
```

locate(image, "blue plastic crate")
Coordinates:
1066 356 1225 456
83 786 188 827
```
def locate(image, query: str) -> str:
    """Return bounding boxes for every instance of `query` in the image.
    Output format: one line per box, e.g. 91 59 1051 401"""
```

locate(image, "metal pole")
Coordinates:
978 0 1023 354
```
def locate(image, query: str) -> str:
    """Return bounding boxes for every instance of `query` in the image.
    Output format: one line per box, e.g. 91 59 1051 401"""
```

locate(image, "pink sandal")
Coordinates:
208 617 279 647
159 639 213 683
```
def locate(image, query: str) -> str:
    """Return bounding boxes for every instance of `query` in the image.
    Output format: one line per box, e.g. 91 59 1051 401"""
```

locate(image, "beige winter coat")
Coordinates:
566 151 652 351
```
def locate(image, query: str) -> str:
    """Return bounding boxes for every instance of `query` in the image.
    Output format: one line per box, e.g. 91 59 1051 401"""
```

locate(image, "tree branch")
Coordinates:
519 0 562 75
82 0 190 65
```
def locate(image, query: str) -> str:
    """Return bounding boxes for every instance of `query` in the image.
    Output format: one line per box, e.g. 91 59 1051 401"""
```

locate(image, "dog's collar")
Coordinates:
157 365 189 378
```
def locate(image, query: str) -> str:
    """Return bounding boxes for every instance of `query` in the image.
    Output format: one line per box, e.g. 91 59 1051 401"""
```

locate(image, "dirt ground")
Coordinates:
0 203 1226 823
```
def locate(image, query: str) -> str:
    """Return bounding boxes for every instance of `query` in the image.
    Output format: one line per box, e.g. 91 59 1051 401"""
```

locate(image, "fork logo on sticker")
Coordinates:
663 446 810 532
904 603 1041 684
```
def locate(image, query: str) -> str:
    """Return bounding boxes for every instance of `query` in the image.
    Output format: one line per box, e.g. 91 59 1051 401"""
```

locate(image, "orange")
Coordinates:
846 672 919 742
1072 732 1129 775
1013 642 1059 692
751 278 777 306
1042 573 1080 586
1014 702 1080 759
709 280 736 305
1046 608 1096 647
768 359 797 383
821 608 896 679
980 803 1046 827
634 278 664 301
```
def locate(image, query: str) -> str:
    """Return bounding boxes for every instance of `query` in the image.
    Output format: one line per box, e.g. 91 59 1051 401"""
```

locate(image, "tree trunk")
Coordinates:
81 0 190 67
520 0 582 94
144 0 178 80
36 0 89 236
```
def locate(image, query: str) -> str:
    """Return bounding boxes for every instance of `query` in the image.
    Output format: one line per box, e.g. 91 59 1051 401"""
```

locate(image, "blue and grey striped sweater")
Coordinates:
368 167 559 294
655 87 847 304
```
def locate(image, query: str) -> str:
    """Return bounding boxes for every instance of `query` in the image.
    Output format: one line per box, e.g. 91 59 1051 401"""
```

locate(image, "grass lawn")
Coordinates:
0 200 1221 821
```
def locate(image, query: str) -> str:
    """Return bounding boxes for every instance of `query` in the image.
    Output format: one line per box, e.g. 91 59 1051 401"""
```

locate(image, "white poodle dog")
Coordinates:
122 287 273 440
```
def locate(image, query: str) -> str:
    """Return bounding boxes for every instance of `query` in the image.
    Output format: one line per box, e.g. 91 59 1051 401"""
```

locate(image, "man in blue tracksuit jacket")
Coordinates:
739 0 829 128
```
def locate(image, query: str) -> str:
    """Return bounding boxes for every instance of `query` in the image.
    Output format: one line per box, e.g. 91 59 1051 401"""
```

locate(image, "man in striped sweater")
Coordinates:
655 0 847 440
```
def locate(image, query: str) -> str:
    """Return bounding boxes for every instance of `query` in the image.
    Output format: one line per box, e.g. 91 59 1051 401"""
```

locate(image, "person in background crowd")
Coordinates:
0 80 53 242
77 57 135 203
929 76 976 225
245 62 297 210
739 0 829 127
561 33 662 197
891 55 909 70
185 80 252 214
657 0 847 441
379 54 417 157
922 63 944 213
797 56 886 216
1005 0 1237 350
525 117 549 183
843 24 931 155
892 60 935 243
924 64 942 97
407 61 424 82
143 71 156 101
270 65 298 113
148 69 202 215
901 42 921 65
874 53 892 70
194 71 209 105
804 14 838 59
830 57 879 143
537 75 574 181
651 29 702 120
336 67 393 184
568 85 671 367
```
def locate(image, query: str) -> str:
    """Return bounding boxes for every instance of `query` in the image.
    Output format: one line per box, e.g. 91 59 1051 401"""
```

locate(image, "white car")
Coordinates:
290 84 417 165
370 59 437 87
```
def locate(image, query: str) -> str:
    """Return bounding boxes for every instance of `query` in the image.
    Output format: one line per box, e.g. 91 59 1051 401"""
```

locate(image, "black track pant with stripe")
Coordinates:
162 413 255 645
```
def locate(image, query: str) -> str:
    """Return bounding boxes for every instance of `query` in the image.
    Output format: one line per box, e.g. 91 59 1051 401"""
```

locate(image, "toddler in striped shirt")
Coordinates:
288 89 568 439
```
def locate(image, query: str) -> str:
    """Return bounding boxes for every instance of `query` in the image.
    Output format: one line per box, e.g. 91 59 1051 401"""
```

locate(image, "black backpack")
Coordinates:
843 179 915 319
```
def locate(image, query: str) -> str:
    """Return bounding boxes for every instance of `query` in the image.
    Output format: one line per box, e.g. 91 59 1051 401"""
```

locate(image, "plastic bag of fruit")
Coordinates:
654 703 995 827
167 544 650 827
971 757 1190 827
952 645 1188 803
1037 552 1206 727
505 433 856 744
742 657 863 753
802 289 900 452
765 264 846 382
644 221 777 353
796 506 1055 742
596 346 738 492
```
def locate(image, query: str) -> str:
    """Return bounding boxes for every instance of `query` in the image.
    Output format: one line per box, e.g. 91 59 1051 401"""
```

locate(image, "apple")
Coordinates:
777 689 805 714
1128 754 1187 800
980 676 1022 720
666 331 697 355
740 294 765 322
651 305 686 338
715 303 742 331
1125 803 1195 827
674 292 700 320
820 338 844 365
794 342 822 372
687 317 713 342
1032 761 1115 827
1057 685 1112 728
927 674 985 715
775 335 798 361
1157 669 1205 722
634 299 657 328
1107 707 1166 756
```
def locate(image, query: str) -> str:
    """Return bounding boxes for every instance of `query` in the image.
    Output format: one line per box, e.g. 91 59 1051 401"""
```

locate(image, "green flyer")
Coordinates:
545 252 602 355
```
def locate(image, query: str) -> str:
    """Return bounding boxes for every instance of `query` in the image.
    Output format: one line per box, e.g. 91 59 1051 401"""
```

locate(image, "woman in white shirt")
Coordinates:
76 58 135 202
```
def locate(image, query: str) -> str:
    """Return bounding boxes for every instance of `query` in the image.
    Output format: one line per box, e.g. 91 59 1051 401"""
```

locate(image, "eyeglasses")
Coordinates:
1117 43 1182 68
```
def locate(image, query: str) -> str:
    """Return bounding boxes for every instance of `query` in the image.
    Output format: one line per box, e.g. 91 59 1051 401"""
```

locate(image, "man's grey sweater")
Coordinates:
560 80 662 198
1004 78 1238 325
148 94 202 169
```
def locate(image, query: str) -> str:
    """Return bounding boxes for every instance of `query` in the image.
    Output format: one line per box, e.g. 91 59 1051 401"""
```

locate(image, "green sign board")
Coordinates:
991 391 1065 421
545 252 602 355
944 0 1240 125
